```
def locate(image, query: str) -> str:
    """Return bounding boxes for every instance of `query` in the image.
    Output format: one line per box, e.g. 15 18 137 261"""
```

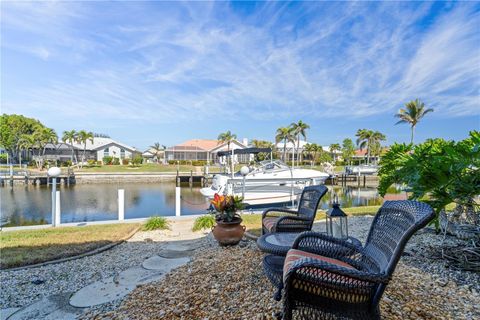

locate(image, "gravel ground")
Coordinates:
2 216 479 319
84 216 480 319
0 225 207 309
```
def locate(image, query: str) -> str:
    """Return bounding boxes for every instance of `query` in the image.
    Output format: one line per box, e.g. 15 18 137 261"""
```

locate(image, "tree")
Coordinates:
0 114 45 162
303 143 322 166
17 134 35 166
275 127 293 162
290 120 310 167
342 138 355 165
250 139 274 161
218 131 237 174
395 99 434 144
356 129 386 165
329 143 341 162
150 142 164 163
62 130 78 165
76 130 94 168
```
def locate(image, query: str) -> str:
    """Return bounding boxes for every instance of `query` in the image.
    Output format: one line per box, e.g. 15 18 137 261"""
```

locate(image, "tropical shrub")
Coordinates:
87 159 97 167
192 215 216 232
378 131 480 229
131 154 143 166
103 156 113 165
62 160 72 167
112 157 120 165
0 154 7 164
143 216 170 231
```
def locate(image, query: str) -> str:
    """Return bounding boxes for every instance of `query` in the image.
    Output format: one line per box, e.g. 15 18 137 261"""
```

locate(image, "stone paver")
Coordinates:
141 256 190 271
158 249 194 258
114 266 164 286
7 293 83 320
69 277 136 308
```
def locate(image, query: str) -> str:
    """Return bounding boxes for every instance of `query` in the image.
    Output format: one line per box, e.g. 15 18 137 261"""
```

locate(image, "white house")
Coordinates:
67 137 137 162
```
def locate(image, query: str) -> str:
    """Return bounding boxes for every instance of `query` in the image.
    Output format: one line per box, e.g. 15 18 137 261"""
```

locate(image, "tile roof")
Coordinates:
177 139 221 151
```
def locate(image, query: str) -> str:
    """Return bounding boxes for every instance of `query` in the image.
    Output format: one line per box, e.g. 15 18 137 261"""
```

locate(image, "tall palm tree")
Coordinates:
32 126 57 169
356 129 373 165
329 143 341 162
290 120 310 167
341 138 355 165
303 143 321 166
369 131 386 164
17 134 35 166
395 99 434 143
76 130 94 167
218 131 237 174
275 127 293 162
62 130 78 164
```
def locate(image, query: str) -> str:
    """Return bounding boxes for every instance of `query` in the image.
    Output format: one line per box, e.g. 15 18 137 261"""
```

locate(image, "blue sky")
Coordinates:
1 1 479 150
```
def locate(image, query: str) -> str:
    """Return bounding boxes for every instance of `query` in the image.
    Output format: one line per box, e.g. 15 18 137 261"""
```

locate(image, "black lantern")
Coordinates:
326 196 348 240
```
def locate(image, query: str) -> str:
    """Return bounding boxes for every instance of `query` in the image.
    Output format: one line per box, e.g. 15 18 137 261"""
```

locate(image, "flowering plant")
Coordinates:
210 193 244 222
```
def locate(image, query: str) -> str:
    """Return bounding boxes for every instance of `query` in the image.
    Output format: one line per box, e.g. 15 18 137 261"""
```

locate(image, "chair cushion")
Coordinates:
283 249 354 282
263 217 279 232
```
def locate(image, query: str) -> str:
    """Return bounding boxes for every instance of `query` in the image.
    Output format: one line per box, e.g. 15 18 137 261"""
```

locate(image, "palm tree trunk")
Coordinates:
411 125 415 144
296 136 300 167
283 138 287 162
366 142 370 165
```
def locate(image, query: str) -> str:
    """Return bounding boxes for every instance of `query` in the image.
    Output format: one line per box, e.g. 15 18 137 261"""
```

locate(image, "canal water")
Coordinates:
1 182 386 227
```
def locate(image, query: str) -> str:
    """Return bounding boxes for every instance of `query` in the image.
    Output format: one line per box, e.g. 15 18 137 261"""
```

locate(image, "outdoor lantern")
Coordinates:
326 195 348 240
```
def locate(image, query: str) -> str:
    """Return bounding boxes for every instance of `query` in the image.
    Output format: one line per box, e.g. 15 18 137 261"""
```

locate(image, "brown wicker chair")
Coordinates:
261 185 328 235
282 200 435 320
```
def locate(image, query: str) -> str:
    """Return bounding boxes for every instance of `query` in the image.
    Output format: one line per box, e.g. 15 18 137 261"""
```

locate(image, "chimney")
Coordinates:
242 138 249 146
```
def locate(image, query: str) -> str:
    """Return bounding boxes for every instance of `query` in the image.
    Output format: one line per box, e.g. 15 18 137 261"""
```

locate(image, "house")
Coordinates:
165 139 249 164
142 147 165 163
39 138 137 163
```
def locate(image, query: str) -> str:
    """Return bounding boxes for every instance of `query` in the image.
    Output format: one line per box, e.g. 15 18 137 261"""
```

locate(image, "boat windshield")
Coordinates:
257 160 290 171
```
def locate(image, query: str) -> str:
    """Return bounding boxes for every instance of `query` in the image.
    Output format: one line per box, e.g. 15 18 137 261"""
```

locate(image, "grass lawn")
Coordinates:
0 223 140 269
241 205 380 237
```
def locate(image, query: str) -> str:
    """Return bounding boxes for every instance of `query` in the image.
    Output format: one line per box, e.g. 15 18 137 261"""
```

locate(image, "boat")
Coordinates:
200 148 329 206
344 165 378 175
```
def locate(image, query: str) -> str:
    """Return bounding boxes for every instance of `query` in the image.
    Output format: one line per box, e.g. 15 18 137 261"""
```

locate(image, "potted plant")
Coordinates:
210 193 246 245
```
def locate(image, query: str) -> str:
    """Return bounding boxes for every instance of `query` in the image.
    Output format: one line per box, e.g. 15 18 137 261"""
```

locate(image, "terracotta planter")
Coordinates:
212 217 246 246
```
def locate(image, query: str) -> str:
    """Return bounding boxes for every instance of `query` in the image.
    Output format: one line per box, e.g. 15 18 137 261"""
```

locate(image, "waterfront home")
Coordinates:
35 138 137 163
165 139 249 164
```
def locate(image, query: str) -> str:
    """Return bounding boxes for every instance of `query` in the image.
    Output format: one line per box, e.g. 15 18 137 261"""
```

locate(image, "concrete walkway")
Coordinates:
2 219 207 320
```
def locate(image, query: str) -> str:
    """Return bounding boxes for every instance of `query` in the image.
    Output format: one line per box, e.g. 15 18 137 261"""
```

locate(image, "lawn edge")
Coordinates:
1 224 142 272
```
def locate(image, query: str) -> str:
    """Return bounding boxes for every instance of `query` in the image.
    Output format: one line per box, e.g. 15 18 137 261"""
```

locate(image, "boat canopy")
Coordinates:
217 147 272 157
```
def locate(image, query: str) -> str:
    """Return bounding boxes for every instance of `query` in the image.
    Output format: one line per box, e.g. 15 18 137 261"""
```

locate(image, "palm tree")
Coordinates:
356 129 373 165
395 99 434 143
150 142 163 163
275 127 293 162
17 134 35 167
31 126 57 169
341 138 355 165
329 143 341 162
218 131 237 174
303 143 321 166
62 130 78 164
290 120 310 167
76 130 94 167
369 131 386 164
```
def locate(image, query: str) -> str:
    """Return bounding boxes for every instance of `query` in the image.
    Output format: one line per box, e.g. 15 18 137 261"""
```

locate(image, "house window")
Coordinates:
104 148 109 157
120 148 125 159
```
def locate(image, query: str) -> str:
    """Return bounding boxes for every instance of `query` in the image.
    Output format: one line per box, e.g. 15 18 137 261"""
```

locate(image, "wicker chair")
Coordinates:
262 185 328 235
282 200 435 320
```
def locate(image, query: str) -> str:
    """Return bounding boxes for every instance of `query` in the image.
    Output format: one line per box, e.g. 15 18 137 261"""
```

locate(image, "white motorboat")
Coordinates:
345 165 378 175
200 159 329 199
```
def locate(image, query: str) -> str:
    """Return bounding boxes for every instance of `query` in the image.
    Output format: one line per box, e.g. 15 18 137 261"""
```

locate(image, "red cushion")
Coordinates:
263 217 279 232
283 249 354 282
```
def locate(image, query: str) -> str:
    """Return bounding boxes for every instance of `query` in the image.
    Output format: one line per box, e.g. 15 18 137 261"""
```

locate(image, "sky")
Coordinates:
1 1 479 150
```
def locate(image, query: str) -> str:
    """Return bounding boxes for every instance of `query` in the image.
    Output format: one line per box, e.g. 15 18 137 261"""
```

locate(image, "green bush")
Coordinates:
112 157 120 165
87 159 97 167
122 158 130 165
0 154 8 164
192 160 207 166
62 160 72 167
103 156 113 165
131 154 143 166
143 216 170 231
192 215 216 232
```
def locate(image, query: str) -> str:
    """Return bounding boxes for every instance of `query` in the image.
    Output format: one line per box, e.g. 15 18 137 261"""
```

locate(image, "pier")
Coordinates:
0 166 75 186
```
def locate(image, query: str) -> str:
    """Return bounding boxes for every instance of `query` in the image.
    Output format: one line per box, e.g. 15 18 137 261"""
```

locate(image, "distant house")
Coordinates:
40 138 137 163
165 139 249 164
142 147 165 163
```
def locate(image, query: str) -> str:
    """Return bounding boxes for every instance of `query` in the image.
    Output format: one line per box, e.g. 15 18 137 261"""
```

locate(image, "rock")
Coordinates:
69 277 136 308
141 256 190 271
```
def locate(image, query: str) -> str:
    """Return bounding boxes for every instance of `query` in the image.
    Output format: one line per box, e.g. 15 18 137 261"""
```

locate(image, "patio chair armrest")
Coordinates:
284 258 389 288
272 216 312 233
292 231 364 259
262 208 299 219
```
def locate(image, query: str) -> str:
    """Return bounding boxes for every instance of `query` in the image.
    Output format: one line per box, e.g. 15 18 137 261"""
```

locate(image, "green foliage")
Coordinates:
0 114 43 153
112 157 120 165
378 131 480 229
132 154 143 166
251 139 274 161
143 216 170 231
342 138 355 164
103 156 113 165
192 215 216 232
0 154 7 163
87 159 98 167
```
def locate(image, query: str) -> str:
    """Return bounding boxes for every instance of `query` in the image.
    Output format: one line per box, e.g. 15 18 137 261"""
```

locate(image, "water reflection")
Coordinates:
1 183 392 227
